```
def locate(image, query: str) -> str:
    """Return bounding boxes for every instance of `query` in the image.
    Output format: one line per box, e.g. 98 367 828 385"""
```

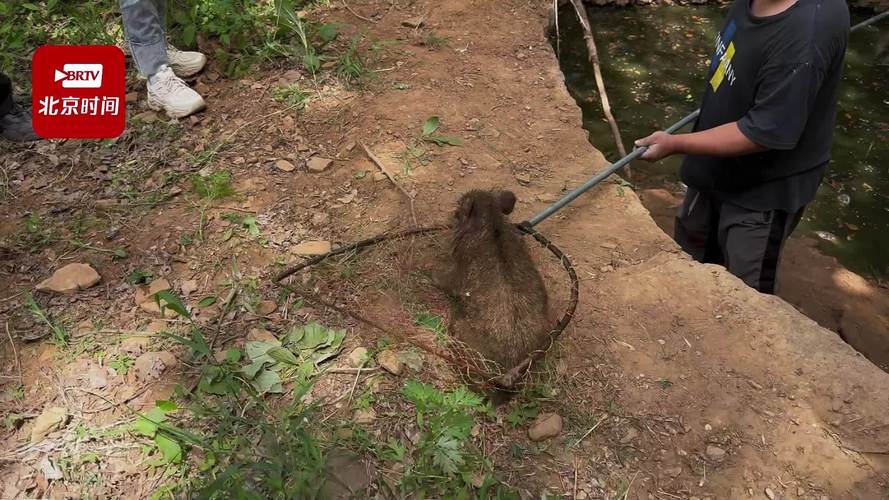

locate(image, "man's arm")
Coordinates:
635 121 766 162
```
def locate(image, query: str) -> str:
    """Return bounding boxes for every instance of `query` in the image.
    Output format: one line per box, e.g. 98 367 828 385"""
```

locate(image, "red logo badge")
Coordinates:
32 45 126 139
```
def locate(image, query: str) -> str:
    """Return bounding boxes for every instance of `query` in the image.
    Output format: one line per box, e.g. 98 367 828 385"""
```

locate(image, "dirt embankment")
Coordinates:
1 0 887 498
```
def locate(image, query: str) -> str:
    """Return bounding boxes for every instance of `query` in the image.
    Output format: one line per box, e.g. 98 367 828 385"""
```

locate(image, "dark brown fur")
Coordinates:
438 189 551 371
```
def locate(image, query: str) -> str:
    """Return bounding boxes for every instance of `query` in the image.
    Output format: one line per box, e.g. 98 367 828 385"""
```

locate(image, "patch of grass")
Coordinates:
273 84 311 109
108 355 134 376
25 294 69 346
413 312 447 340
16 213 56 250
421 32 449 49
337 35 371 85
191 171 235 200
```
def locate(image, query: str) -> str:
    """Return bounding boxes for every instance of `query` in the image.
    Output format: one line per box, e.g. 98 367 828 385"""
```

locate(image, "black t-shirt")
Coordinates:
680 0 849 211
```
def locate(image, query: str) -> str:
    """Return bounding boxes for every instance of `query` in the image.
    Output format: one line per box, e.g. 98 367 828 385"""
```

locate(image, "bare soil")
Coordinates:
2 0 888 498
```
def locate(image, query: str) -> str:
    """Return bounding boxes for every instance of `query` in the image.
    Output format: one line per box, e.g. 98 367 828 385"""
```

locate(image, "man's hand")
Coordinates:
635 131 677 162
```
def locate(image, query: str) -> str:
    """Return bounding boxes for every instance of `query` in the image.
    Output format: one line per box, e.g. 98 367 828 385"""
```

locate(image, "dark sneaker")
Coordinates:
1 100 39 142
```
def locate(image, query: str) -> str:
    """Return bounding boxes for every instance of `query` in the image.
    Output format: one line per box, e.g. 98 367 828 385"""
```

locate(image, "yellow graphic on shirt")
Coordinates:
710 41 736 92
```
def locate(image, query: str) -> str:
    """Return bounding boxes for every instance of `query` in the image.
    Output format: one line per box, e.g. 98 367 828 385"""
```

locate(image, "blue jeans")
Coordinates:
119 0 168 77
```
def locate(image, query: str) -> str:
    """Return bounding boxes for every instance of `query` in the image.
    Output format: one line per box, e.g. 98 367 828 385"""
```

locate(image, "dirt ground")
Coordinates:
2 0 888 498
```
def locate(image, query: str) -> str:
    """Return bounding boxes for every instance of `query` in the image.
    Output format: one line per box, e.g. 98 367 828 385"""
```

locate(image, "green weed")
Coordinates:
273 84 311 109
191 171 235 200
16 213 55 250
25 294 69 346
398 381 515 497
108 355 135 376
337 35 370 85
421 32 449 50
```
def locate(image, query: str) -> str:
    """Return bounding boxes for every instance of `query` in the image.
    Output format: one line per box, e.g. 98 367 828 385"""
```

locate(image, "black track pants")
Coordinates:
674 187 804 294
0 72 12 118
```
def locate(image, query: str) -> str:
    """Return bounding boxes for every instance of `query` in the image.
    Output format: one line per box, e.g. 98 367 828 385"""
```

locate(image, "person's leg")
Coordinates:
0 72 12 118
0 73 38 142
120 0 205 117
120 0 168 78
674 187 724 265
718 203 804 294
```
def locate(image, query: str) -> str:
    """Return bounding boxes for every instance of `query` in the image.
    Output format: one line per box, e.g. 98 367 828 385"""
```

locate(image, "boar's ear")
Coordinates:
456 195 476 223
497 190 516 215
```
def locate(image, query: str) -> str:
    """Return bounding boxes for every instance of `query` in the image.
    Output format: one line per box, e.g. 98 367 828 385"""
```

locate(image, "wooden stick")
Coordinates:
360 142 418 226
5 321 22 387
568 0 630 178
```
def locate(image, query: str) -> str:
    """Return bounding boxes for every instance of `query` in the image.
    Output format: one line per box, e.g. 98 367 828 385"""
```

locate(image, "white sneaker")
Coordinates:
147 66 206 118
166 44 207 78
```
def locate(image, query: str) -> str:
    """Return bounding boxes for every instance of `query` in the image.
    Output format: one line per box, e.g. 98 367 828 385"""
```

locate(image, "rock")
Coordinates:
30 407 67 443
293 241 332 255
376 350 403 375
120 336 152 356
133 351 177 381
765 487 776 499
665 466 682 478
125 92 139 103
280 69 302 84
705 445 726 462
346 347 370 368
620 427 639 444
180 279 198 297
85 365 109 389
307 156 334 172
402 16 425 28
372 171 388 182
145 320 168 334
73 319 94 338
134 279 173 316
256 300 278 316
248 328 277 343
132 111 158 123
40 457 63 481
354 408 376 425
36 263 101 294
528 413 563 442
515 172 531 185
275 159 296 172
322 448 373 499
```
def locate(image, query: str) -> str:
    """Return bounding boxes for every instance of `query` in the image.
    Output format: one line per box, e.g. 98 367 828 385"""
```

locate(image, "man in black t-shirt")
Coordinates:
635 0 849 294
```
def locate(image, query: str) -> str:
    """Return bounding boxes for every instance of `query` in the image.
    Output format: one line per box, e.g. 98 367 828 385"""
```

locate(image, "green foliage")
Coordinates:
421 32 449 50
240 322 346 395
221 212 262 240
126 270 154 285
399 381 510 496
153 289 191 319
273 84 311 109
421 116 463 146
414 312 447 339
336 35 370 85
131 402 185 466
108 355 134 376
0 1 118 75
24 294 69 346
191 171 235 200
505 401 539 427
16 213 55 250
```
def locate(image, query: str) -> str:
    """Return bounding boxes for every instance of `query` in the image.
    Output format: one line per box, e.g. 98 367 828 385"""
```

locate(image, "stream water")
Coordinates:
553 5 889 277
